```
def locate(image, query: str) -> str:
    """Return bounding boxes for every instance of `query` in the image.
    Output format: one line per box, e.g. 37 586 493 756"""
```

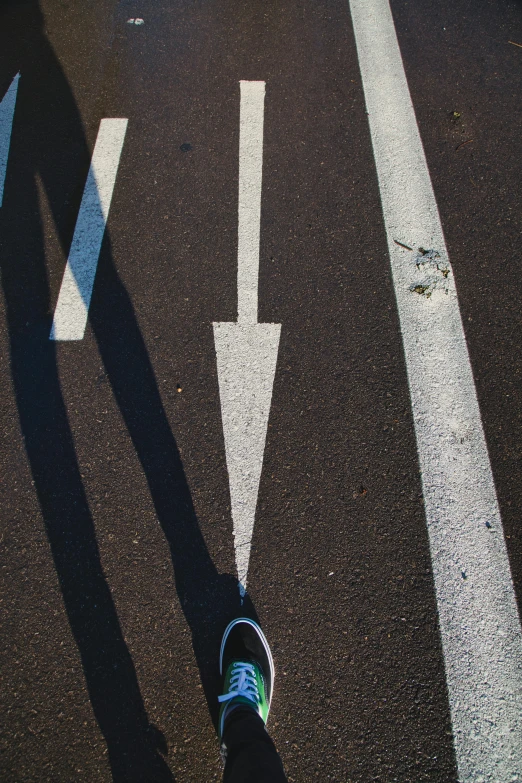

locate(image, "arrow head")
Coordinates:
213 321 281 596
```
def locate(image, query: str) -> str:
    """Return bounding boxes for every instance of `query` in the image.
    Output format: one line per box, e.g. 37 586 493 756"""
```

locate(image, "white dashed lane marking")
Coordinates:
0 72 20 208
213 81 281 597
349 0 522 779
50 117 128 341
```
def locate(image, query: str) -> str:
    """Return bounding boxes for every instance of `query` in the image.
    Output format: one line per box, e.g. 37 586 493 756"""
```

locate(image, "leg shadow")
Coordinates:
90 248 259 728
1 2 259 777
0 2 173 780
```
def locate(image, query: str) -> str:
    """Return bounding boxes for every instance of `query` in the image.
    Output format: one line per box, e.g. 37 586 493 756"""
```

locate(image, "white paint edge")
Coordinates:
50 118 128 341
0 73 20 208
348 0 522 779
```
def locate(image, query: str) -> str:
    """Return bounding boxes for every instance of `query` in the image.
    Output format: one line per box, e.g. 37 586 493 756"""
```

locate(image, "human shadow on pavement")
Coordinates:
0 2 255 780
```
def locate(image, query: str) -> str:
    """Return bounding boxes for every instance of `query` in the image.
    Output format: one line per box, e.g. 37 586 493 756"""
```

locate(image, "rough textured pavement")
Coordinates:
1 0 521 781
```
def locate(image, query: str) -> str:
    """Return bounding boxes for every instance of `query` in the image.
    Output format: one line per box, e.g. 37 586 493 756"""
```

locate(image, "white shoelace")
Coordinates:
218 662 259 706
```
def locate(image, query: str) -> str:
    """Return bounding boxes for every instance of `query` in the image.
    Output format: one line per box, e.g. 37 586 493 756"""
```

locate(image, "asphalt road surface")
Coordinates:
1 0 521 781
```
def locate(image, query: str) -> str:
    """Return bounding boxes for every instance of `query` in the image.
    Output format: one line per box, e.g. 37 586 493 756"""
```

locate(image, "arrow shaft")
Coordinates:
237 80 265 325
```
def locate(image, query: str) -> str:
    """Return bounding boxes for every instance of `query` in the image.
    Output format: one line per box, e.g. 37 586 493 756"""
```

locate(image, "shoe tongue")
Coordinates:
232 657 255 667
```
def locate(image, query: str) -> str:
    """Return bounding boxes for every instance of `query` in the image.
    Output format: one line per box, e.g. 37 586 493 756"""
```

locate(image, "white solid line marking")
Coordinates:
213 81 281 597
50 118 128 341
0 73 20 208
348 0 522 779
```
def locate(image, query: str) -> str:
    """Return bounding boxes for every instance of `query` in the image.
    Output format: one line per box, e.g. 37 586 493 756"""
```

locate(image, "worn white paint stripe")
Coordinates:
214 81 281 597
349 0 522 780
237 80 265 324
50 118 128 341
0 73 20 207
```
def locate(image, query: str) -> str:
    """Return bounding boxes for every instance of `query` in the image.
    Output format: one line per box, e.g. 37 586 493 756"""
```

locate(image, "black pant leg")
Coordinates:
222 708 288 783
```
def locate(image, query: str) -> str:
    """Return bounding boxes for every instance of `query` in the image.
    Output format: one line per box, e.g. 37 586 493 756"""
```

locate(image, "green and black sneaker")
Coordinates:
218 617 275 741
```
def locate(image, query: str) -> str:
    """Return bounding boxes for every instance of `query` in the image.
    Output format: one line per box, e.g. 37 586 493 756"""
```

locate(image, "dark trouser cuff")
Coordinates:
222 708 288 783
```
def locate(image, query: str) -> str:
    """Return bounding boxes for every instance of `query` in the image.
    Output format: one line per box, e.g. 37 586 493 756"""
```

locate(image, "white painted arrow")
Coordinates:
0 73 20 207
213 81 281 598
